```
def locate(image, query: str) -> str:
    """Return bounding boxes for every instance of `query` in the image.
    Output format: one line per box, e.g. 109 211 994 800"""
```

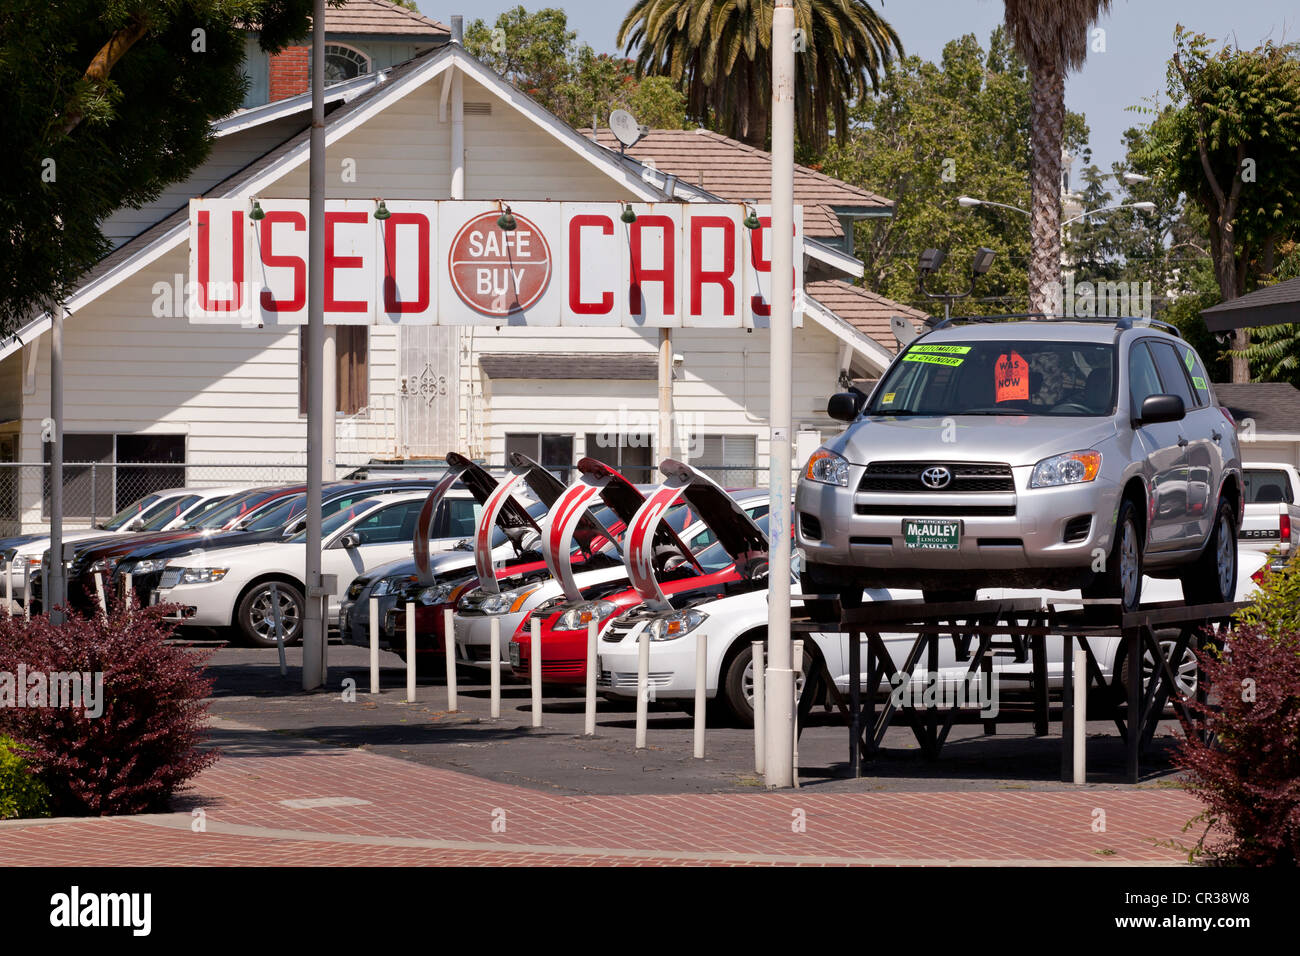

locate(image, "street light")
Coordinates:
918 246 997 320
957 196 1029 216
1062 201 1156 228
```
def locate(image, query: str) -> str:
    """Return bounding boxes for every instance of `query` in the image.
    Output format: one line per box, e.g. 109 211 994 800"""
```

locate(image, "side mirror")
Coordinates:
827 391 867 423
129 519 145 531
337 533 360 549
1137 393 1185 426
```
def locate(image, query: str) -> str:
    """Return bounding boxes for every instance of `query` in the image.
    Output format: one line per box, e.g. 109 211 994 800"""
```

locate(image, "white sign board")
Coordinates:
188 199 803 328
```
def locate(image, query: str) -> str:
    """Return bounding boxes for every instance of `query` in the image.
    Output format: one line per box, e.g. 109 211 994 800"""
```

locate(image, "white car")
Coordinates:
154 490 477 647
597 462 1268 725
1239 462 1300 555
0 486 248 603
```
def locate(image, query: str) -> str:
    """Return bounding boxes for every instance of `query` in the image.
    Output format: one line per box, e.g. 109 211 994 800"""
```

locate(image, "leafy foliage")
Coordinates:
1174 623 1300 866
617 0 902 150
465 6 687 132
0 734 50 820
817 29 1086 316
0 1 331 335
1235 552 1300 642
0 601 217 816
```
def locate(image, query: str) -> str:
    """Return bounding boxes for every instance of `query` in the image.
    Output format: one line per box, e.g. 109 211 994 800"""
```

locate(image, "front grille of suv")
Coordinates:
858 461 1015 493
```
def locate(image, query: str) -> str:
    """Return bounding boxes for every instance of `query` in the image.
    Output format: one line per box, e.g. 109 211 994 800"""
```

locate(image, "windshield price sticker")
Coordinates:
995 351 1029 402
903 353 964 367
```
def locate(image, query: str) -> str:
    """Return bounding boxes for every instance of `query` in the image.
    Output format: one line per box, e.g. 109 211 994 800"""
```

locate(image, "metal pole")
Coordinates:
635 632 649 749
269 583 288 677
369 596 380 694
489 614 501 719
792 639 803 786
4 561 11 617
752 641 766 775
530 617 542 728
93 571 107 620
693 631 707 758
301 0 326 689
658 328 673 460
765 0 797 789
445 607 458 712
323 328 336 483
405 601 416 701
49 306 65 623
584 620 597 736
1073 646 1087 785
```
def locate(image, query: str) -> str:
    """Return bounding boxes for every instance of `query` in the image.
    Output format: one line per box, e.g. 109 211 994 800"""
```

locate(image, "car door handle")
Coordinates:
1211 431 1222 442
1177 437 1189 447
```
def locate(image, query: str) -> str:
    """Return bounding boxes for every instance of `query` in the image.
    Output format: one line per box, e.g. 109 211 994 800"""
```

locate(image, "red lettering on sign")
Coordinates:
258 211 305 313
325 211 369 312
628 215 675 317
748 215 797 317
381 212 430 313
690 215 736 316
197 209 243 312
568 214 614 314
995 351 1030 402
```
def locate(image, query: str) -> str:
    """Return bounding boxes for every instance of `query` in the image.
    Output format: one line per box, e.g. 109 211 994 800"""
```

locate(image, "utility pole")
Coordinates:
765 0 796 788
48 305 65 624
658 329 673 465
302 0 326 690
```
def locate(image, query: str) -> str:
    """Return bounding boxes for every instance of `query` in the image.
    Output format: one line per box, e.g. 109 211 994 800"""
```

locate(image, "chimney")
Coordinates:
451 15 463 44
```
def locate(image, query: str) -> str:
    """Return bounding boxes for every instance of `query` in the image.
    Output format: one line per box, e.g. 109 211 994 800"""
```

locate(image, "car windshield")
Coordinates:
138 495 204 531
870 340 1116 417
101 493 164 530
242 494 306 531
1244 470 1294 504
186 489 287 529
291 499 381 543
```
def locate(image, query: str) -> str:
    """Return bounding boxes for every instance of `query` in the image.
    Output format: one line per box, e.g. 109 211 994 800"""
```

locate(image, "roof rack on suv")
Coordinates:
928 314 1181 337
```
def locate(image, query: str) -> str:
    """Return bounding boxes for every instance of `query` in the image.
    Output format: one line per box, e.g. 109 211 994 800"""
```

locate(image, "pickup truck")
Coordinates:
1240 463 1300 554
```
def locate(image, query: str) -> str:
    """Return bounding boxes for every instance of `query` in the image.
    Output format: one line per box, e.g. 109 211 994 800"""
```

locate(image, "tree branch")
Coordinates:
56 16 151 139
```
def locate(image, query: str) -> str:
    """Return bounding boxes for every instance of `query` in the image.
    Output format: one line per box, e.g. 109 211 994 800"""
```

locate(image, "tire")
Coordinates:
801 563 865 624
1083 497 1144 617
720 640 821 728
1117 638 1199 699
236 580 305 648
1180 497 1238 605
922 589 977 605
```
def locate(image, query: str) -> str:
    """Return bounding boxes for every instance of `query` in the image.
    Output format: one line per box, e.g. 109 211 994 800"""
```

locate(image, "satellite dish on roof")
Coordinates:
609 109 649 152
891 315 920 348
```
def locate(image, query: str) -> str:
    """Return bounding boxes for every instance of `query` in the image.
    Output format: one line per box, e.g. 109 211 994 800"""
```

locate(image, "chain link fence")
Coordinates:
0 460 766 536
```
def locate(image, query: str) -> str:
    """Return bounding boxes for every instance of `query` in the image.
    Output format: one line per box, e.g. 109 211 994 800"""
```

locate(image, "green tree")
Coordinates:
1135 27 1300 381
1002 0 1112 316
0 0 332 335
617 0 902 150
817 28 1087 318
464 7 687 131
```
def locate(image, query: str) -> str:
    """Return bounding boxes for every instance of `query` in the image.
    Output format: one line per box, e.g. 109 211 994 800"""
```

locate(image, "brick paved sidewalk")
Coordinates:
0 717 1206 866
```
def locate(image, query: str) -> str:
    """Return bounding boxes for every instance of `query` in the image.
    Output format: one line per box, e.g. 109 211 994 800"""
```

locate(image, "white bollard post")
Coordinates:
268 583 288 677
584 620 597 736
5 561 12 618
635 631 650 749
752 641 766 775
530 617 542 728
368 597 380 695
405 602 416 702
792 639 803 787
693 631 707 759
488 612 500 719
93 572 107 620
123 572 133 622
445 607 458 712
1073 646 1087 785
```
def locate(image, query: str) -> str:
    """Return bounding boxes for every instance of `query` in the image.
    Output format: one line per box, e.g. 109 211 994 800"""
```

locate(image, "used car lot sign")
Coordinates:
188 199 803 328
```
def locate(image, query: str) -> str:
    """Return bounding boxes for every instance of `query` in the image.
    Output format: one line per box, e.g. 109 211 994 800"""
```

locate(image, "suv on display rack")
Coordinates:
796 317 1243 618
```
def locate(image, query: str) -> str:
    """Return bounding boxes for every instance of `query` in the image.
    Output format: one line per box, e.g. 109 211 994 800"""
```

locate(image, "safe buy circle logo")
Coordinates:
448 211 552 317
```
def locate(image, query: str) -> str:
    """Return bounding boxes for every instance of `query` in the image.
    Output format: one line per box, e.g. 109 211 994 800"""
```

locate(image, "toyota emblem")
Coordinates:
921 466 952 489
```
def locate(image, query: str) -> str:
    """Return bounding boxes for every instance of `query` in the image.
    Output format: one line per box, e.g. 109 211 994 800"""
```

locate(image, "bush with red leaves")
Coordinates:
0 602 217 816
1175 625 1300 866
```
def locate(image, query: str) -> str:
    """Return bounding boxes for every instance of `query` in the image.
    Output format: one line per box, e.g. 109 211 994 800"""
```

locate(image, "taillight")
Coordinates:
1219 406 1237 429
1252 567 1268 585
1282 512 1292 544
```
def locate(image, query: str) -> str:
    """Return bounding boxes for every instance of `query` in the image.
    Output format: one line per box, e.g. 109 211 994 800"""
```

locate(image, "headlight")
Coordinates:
178 568 228 584
647 609 708 642
1029 450 1102 488
416 582 453 605
372 574 416 597
805 449 850 487
124 558 169 574
476 585 539 615
88 558 118 575
554 600 617 632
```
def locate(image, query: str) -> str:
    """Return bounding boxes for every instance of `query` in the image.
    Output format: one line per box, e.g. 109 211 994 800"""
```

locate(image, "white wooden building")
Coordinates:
0 40 926 533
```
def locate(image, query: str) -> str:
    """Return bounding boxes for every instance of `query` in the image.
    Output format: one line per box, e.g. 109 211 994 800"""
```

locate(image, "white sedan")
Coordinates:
154 490 469 646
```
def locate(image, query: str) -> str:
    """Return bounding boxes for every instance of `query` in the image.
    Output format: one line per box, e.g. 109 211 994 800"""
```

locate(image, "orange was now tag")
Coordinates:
995 351 1029 402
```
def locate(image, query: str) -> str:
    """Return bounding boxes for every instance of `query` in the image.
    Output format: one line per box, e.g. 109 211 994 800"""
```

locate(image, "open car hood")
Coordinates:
540 457 698 601
624 459 768 609
413 452 554 586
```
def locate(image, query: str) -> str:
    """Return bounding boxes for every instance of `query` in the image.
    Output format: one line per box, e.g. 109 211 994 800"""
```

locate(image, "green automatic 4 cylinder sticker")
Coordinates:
909 344 971 354
904 343 969 366
903 353 964 367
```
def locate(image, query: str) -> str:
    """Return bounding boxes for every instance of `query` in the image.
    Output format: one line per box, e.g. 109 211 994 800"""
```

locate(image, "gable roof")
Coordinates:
805 279 928 354
322 0 449 39
1212 382 1300 438
588 128 892 241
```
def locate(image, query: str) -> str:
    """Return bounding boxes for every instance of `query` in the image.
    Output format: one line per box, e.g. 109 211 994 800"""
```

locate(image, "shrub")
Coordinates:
0 734 50 819
1235 550 1300 640
1174 624 1300 866
0 601 217 816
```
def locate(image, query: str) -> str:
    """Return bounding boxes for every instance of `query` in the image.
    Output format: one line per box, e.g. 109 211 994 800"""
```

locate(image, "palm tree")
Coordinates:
1002 1 1111 315
618 0 902 150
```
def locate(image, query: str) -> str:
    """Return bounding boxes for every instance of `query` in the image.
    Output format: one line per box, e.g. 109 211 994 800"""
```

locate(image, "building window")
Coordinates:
506 433 574 481
584 433 654 483
690 434 757 487
43 433 185 519
299 326 369 416
323 44 371 84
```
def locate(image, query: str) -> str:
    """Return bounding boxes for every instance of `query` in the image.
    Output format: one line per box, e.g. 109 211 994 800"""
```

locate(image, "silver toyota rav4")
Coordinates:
796 317 1242 614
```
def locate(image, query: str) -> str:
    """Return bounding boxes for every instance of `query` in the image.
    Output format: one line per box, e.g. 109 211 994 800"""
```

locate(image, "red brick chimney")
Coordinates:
269 45 310 101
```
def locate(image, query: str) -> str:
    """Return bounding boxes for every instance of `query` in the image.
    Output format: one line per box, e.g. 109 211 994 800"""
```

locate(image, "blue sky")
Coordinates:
417 1 1298 177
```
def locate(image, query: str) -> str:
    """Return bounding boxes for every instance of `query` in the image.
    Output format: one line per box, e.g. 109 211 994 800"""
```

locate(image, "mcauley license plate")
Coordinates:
903 518 962 550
